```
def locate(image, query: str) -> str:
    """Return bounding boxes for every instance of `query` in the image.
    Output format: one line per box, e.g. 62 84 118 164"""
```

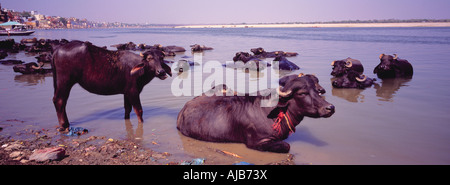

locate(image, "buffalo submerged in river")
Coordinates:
13 61 51 74
374 54 413 79
332 70 376 89
51 41 172 130
330 57 364 77
177 74 335 153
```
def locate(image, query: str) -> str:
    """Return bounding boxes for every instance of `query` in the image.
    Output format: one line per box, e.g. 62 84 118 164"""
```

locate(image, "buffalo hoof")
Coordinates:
253 140 291 153
57 127 69 132
269 141 291 153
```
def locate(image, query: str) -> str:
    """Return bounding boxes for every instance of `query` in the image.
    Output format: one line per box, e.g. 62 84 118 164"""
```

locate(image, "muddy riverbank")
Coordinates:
0 119 294 165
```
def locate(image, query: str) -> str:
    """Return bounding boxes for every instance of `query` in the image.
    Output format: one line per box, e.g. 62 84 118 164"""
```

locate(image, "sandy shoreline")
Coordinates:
175 22 450 28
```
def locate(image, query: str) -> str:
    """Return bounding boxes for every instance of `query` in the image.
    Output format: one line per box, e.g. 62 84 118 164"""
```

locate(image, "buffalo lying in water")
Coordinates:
229 51 271 71
332 70 375 89
112 42 186 56
52 41 172 130
231 48 300 71
138 44 186 56
1 38 67 53
0 50 7 59
230 51 300 71
250 47 298 58
330 57 364 77
232 52 255 63
111 41 137 51
0 59 23 65
190 44 213 52
374 54 413 79
13 62 51 74
273 55 300 71
177 74 335 153
11 53 54 74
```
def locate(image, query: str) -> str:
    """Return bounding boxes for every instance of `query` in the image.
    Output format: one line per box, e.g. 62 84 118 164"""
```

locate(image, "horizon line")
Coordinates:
127 18 450 26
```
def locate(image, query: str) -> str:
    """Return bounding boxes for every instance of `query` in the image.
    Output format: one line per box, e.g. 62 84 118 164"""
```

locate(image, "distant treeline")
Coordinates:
270 19 450 25
141 19 450 27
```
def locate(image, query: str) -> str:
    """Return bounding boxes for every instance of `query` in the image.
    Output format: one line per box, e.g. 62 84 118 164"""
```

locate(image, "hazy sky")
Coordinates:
2 0 450 24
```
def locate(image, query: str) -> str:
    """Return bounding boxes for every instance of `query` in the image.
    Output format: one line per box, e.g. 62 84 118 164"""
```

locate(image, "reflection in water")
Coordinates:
14 73 52 86
177 131 291 164
330 78 366 103
330 77 412 103
287 127 328 146
332 88 366 103
374 78 412 102
125 119 143 144
248 68 264 79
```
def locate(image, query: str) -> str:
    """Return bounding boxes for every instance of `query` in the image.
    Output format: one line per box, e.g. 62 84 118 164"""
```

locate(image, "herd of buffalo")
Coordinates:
0 38 413 153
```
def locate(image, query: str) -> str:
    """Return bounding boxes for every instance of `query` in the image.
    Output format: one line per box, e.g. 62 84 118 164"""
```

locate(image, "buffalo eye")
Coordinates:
297 91 309 96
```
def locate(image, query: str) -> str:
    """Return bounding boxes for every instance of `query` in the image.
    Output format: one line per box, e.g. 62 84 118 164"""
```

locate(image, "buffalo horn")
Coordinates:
31 65 40 70
355 74 367 82
345 60 352 68
379 53 385 59
331 60 336 66
277 86 292 97
31 62 44 70
297 73 304 77
393 54 398 60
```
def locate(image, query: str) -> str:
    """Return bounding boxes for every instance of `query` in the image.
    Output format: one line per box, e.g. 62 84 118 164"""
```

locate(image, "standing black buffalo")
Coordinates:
331 57 364 77
52 41 172 130
177 74 335 153
374 54 413 79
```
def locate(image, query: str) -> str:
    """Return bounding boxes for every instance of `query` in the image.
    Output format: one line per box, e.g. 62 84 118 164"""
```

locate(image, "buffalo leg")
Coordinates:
124 95 132 119
248 140 291 153
53 83 74 131
127 94 143 123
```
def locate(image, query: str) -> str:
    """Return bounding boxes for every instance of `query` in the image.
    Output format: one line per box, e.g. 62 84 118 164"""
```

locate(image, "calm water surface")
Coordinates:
1 27 449 164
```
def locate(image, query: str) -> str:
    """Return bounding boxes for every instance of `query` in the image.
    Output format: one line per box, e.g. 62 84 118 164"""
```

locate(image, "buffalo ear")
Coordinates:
279 76 290 87
277 98 290 108
267 97 291 119
130 62 146 76
161 62 172 77
140 52 147 59
267 107 282 119
373 65 379 74
267 106 289 119
140 52 154 61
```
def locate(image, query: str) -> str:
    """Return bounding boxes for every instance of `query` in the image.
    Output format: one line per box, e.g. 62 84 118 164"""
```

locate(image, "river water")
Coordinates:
1 27 450 164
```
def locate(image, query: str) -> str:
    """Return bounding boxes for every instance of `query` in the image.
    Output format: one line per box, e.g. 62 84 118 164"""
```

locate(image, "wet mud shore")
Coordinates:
0 119 294 165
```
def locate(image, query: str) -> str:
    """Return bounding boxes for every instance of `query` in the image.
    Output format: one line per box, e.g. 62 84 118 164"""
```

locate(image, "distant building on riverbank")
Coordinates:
0 3 134 29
